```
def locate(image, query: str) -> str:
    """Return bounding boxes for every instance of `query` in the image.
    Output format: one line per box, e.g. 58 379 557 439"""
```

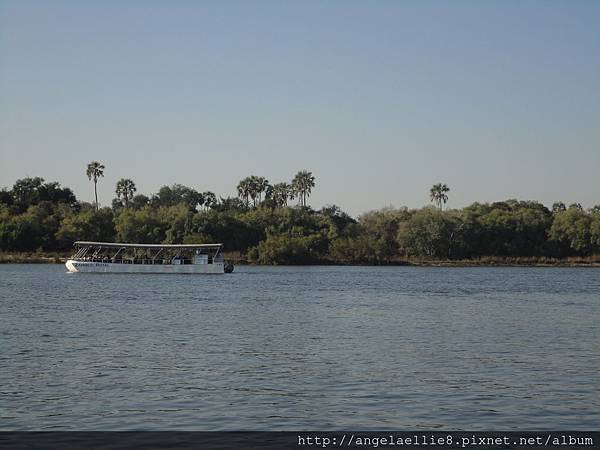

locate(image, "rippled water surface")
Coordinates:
1 264 599 430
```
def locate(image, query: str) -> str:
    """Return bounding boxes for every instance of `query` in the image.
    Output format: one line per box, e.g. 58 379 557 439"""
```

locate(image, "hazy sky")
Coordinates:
1 1 599 216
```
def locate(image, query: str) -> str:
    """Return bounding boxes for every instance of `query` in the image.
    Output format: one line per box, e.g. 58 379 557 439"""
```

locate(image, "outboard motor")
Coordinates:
224 261 234 273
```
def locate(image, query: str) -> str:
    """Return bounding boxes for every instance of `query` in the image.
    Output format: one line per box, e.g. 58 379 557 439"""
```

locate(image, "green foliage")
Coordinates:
131 194 150 210
2 172 599 263
328 208 404 264
474 201 553 256
237 175 270 207
590 212 600 250
0 202 65 251
0 189 13 206
188 210 260 250
549 208 593 254
330 233 390 264
213 196 247 213
291 170 315 207
243 206 333 263
202 191 218 210
397 207 457 258
319 205 356 233
112 204 191 245
0 207 42 251
430 183 450 210
114 207 168 243
86 162 105 182
357 208 408 261
248 233 323 264
182 232 212 244
151 184 203 212
159 204 191 244
9 177 77 213
56 208 116 248
269 182 293 207
115 178 137 208
86 161 105 210
552 202 566 213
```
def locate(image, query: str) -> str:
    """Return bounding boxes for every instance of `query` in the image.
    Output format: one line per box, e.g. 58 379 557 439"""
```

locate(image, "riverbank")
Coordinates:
395 256 600 267
0 252 70 264
2 252 599 267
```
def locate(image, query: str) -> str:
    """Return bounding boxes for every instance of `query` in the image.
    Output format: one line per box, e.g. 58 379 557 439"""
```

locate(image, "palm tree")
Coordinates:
247 175 262 207
115 178 137 208
244 175 269 206
292 170 315 207
86 161 105 211
264 183 274 202
237 178 251 206
430 183 450 210
286 183 295 205
272 182 292 207
256 177 270 203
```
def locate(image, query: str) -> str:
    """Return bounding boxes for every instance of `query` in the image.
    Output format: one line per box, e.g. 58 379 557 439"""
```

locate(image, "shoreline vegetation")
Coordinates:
1 251 600 267
1 164 600 266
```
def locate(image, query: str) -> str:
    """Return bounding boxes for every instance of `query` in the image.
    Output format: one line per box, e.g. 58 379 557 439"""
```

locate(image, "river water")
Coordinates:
1 264 598 430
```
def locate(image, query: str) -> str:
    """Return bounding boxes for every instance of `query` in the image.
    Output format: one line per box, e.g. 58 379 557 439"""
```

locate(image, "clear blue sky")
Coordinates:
1 0 599 216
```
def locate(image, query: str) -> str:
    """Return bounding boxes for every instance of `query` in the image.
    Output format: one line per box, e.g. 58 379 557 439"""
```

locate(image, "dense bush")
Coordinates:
247 234 322 264
56 207 116 247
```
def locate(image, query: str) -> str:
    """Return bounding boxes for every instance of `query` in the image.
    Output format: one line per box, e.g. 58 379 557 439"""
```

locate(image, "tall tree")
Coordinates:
237 178 252 207
86 161 105 211
256 177 270 203
131 194 150 210
151 184 202 212
9 177 75 212
11 177 45 212
272 182 293 207
0 188 12 206
240 175 268 207
552 201 567 214
264 184 274 202
248 176 260 206
292 170 315 207
115 178 137 208
202 191 218 210
216 196 247 212
549 208 593 254
430 183 450 210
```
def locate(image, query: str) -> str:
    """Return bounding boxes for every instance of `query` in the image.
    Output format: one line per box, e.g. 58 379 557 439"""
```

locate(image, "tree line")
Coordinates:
84 161 316 211
1 163 599 264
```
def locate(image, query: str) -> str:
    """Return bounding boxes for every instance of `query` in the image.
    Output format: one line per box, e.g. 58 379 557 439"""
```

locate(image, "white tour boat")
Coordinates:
65 241 233 274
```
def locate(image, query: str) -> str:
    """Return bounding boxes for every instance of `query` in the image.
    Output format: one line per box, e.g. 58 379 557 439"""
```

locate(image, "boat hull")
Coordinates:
65 260 225 274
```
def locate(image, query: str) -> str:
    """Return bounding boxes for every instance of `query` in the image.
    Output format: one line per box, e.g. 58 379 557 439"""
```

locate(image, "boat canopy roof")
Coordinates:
74 241 223 249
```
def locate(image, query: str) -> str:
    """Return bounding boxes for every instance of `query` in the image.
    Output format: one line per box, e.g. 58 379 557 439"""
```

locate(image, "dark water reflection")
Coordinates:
1 265 599 430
